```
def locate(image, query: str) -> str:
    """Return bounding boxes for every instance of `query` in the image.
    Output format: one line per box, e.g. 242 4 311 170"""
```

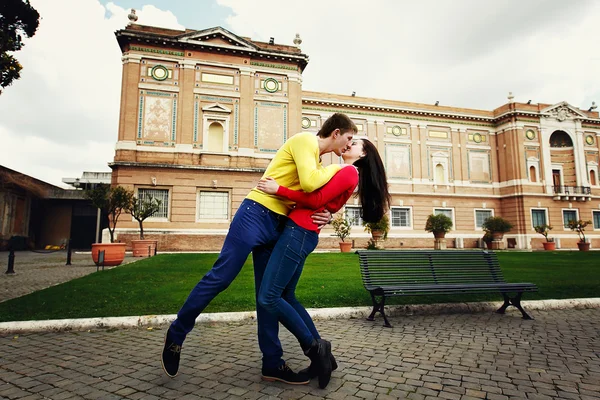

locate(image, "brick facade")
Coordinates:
109 24 600 251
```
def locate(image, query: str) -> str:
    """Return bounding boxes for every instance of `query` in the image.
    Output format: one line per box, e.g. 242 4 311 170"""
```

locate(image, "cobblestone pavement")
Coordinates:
1 309 599 399
0 251 138 303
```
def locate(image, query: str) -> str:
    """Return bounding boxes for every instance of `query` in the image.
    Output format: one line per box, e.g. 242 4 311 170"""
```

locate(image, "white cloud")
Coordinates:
0 0 184 187
218 0 600 110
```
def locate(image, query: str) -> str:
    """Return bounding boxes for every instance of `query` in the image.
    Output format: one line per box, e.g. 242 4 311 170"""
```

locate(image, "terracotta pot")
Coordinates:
433 231 446 239
132 239 158 257
492 232 504 240
542 241 556 251
577 242 590 251
91 243 126 266
371 230 384 240
339 241 352 252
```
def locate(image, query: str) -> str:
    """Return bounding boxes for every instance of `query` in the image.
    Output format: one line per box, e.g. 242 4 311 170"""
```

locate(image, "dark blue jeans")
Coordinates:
168 199 286 368
257 220 320 349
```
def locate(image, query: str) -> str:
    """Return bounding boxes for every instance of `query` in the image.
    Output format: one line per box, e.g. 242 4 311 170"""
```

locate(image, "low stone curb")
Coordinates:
1 297 599 334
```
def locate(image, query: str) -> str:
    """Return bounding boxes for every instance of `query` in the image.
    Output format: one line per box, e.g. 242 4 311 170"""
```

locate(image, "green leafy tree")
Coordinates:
86 184 134 243
0 0 40 94
128 196 161 240
332 211 353 242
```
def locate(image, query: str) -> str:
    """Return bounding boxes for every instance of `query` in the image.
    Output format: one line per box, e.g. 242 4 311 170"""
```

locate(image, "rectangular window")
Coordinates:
593 211 600 229
138 188 169 219
475 210 493 228
197 191 229 220
434 208 452 219
345 206 363 227
531 209 547 227
562 210 578 228
391 208 411 227
201 73 234 85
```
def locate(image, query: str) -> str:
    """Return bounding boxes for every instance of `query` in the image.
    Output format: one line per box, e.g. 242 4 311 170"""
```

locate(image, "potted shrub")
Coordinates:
363 214 390 241
86 184 134 266
331 211 353 252
567 219 592 251
534 224 555 250
425 213 453 238
481 216 513 240
128 195 162 257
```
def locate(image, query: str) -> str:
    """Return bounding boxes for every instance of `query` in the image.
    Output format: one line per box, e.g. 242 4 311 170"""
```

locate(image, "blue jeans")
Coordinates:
168 199 286 368
257 220 320 349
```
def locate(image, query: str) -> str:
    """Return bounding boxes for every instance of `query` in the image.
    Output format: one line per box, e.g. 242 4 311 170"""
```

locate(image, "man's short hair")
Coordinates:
317 113 357 138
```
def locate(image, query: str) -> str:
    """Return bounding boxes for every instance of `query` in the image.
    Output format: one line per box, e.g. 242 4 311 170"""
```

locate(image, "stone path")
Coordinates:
0 251 137 303
1 309 599 399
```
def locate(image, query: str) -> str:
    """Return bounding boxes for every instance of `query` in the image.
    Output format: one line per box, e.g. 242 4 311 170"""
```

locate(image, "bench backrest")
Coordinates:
357 250 506 289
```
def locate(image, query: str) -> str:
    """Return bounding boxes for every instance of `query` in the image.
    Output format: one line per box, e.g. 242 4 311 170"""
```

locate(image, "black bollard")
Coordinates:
148 245 151 258
6 249 15 275
65 239 72 266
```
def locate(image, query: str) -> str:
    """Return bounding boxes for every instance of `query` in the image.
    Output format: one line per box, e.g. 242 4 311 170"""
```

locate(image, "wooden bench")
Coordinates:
357 250 538 327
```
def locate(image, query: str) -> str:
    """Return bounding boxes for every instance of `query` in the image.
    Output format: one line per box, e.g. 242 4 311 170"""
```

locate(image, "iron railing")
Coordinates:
553 186 591 195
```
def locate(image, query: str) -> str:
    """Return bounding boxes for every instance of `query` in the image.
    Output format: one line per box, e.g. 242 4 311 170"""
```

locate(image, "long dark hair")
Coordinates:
353 139 391 223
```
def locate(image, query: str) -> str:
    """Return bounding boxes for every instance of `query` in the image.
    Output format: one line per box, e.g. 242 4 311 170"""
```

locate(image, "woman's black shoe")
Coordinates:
303 339 332 389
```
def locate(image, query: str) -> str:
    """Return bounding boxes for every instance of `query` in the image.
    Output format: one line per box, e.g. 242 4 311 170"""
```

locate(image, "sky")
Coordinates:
1 0 600 188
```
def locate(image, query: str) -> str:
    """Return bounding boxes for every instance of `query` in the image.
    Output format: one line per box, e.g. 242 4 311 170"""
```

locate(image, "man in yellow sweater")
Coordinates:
162 113 357 384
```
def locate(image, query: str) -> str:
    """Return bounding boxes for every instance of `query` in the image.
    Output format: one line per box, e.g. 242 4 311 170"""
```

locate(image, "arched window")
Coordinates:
529 165 537 182
435 163 445 184
207 122 224 152
591 169 597 186
550 130 573 147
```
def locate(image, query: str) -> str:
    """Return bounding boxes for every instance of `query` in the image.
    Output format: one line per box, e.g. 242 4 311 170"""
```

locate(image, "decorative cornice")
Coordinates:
109 161 265 173
129 46 184 57
250 61 297 71
301 106 495 128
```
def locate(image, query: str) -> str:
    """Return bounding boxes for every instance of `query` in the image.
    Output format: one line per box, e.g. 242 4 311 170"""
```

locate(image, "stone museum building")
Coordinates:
110 15 600 251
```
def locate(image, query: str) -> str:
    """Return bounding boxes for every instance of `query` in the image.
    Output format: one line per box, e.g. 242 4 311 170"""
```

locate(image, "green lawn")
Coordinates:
1 251 599 322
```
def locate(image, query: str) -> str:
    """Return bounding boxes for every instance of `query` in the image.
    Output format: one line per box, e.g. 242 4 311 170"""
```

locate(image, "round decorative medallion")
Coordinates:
525 130 536 140
264 78 279 93
585 135 595 146
151 65 169 81
301 117 311 129
473 133 482 143
392 126 402 136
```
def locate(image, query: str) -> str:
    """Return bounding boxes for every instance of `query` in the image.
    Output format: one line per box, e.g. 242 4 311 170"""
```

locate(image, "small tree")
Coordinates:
332 211 353 242
86 184 134 243
128 195 161 240
567 219 592 243
534 224 554 242
425 214 453 235
363 214 390 240
481 216 513 233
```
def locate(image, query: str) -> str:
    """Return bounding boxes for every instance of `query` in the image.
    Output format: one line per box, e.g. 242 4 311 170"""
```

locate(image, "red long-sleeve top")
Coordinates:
276 165 359 232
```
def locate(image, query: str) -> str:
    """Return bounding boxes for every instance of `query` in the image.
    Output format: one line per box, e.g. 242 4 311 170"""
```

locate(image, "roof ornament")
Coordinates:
293 33 302 48
507 91 514 103
128 9 138 25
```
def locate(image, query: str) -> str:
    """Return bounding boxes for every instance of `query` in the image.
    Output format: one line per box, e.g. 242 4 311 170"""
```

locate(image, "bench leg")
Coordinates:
496 292 533 320
367 293 392 328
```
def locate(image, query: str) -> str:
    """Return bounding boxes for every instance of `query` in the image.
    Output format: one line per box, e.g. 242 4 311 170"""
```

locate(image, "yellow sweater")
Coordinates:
246 132 341 215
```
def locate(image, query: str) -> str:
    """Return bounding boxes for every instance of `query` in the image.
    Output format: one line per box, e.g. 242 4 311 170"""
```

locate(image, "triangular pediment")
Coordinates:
177 27 257 51
541 101 587 121
202 103 231 113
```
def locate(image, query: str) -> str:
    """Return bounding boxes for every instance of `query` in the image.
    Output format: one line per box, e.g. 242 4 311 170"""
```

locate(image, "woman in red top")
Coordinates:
256 139 390 388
